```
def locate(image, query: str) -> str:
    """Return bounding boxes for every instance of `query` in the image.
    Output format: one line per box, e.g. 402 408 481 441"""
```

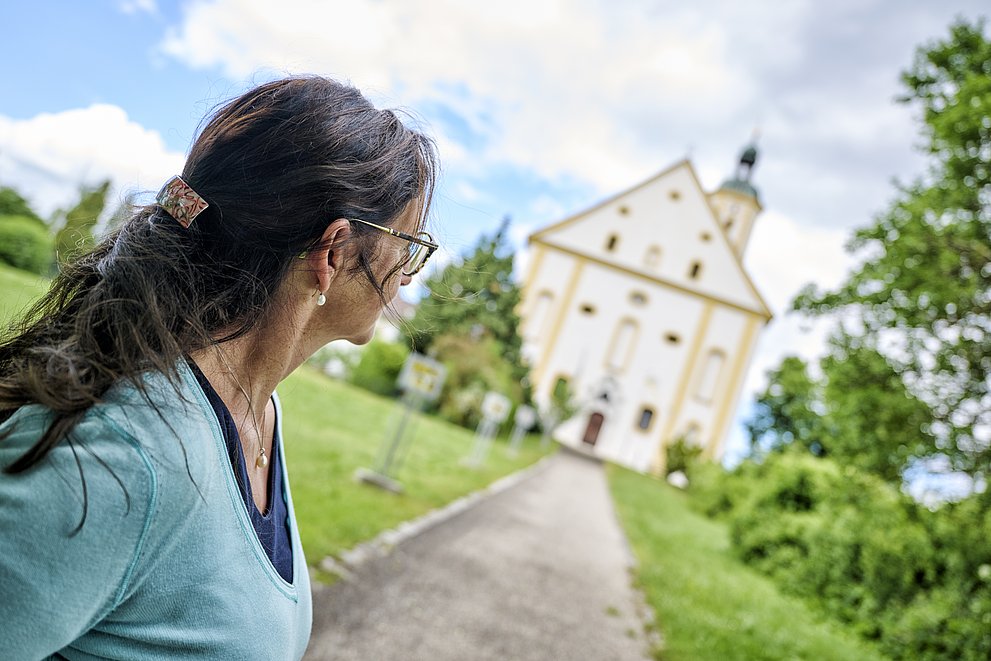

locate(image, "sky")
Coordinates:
1 0 987 467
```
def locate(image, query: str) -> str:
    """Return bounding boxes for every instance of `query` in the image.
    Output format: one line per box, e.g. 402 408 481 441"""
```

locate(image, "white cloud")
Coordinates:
740 207 855 390
0 105 184 221
159 0 818 195
119 0 157 15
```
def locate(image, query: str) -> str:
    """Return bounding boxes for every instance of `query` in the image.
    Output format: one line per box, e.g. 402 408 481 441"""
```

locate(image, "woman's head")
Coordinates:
156 76 438 340
0 76 439 473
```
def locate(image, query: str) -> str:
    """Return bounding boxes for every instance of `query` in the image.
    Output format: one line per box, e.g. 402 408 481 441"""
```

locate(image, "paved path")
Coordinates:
304 450 654 661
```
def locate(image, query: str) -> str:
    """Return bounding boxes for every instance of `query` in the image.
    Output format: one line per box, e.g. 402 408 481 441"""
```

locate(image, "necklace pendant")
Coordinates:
255 452 268 469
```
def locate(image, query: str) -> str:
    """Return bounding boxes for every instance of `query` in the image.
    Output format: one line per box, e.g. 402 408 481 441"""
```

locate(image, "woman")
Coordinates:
0 76 439 659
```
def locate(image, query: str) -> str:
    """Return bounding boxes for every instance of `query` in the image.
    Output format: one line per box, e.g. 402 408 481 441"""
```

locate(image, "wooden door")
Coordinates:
582 412 604 445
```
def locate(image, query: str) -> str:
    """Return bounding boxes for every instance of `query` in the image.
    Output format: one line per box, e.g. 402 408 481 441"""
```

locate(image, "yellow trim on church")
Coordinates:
650 302 715 475
518 244 547 335
531 257 587 389
705 315 762 460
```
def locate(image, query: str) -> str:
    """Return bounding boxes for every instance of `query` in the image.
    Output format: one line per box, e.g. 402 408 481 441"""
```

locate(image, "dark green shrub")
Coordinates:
430 333 521 429
726 453 936 626
686 459 759 519
690 453 989 659
349 340 409 397
0 215 53 274
0 188 44 225
665 437 702 476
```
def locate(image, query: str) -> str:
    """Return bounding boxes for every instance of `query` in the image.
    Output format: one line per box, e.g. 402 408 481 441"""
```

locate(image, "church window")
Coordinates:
700 232 712 242
725 203 739 230
606 234 619 251
618 205 630 215
669 190 681 201
665 332 681 344
695 349 726 403
689 261 703 279
637 407 655 431
606 318 639 373
645 245 661 268
527 291 554 340
629 291 647 306
580 303 597 315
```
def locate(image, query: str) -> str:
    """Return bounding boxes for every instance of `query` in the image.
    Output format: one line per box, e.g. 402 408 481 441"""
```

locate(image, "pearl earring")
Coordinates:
316 291 326 306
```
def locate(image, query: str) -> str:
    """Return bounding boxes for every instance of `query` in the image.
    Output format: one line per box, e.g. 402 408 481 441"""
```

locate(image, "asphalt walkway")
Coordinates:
304 450 654 661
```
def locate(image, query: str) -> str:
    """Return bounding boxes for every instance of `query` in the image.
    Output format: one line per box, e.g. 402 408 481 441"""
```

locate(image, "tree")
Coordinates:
402 217 529 426
793 20 991 484
750 338 936 484
747 356 827 458
0 187 44 227
54 180 110 265
405 217 523 368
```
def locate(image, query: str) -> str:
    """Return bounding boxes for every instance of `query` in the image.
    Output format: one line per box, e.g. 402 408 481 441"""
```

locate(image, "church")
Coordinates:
518 145 771 475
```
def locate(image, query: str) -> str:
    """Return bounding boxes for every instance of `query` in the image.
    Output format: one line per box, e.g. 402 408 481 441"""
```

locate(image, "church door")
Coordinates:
583 412 605 446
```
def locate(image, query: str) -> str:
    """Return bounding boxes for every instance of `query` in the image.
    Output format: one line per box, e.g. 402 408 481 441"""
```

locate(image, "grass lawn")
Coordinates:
0 262 551 569
607 465 889 661
279 366 550 564
0 263 49 325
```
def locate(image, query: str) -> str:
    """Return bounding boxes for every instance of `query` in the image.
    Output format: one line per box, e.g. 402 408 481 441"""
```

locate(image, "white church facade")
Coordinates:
519 146 771 475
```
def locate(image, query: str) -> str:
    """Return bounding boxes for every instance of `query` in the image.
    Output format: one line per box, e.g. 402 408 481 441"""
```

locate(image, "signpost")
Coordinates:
507 404 537 457
356 353 446 493
464 391 511 468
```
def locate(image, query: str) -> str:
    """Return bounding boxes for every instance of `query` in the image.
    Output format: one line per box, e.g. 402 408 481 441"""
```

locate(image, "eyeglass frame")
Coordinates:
348 217 438 276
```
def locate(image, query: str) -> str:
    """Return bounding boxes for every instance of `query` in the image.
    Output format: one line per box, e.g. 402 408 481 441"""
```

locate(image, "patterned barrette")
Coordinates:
156 175 209 228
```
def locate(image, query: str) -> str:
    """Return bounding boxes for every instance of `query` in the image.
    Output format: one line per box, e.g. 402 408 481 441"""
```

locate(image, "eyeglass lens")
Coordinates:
402 232 433 275
404 245 427 275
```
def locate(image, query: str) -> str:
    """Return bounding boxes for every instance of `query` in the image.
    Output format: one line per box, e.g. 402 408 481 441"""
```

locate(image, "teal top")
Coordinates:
0 361 312 660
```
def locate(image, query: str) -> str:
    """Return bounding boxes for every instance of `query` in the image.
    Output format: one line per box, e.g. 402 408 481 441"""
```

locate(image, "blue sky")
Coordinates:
1 1 987 469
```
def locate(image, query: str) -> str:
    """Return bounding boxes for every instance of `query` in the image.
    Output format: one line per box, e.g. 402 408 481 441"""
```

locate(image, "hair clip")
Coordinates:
156 175 209 228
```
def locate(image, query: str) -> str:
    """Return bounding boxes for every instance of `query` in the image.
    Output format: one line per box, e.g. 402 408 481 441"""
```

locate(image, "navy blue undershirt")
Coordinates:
189 362 294 583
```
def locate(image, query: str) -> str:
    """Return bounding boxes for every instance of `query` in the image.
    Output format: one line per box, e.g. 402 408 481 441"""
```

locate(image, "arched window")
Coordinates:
695 349 726 403
689 261 703 280
526 290 554 340
606 234 619 251
606 318 639 372
637 407 655 431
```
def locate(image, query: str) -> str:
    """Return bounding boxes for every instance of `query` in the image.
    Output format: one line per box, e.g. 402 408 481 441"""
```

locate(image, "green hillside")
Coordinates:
0 263 49 326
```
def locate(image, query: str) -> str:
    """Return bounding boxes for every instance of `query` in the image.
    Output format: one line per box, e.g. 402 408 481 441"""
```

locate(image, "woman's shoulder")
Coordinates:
2 363 222 501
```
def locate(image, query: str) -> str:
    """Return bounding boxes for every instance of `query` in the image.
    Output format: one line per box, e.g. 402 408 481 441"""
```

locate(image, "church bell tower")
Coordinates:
708 142 762 258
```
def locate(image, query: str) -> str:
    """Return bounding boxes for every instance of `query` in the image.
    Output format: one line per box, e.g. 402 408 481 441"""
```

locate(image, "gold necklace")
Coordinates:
215 349 269 469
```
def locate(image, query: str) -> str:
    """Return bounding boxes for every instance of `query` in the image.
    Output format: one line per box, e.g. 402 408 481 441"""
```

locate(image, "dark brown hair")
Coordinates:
0 76 438 480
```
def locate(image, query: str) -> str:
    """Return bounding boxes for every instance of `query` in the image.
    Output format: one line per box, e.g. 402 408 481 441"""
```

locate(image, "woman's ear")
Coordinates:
306 218 353 293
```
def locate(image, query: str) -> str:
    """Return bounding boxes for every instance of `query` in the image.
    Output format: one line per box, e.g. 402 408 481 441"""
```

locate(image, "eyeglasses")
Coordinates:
349 218 438 276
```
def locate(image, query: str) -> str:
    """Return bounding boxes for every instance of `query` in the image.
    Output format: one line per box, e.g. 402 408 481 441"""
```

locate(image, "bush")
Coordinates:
429 333 521 429
0 215 53 274
348 340 409 397
665 437 703 476
691 450 991 658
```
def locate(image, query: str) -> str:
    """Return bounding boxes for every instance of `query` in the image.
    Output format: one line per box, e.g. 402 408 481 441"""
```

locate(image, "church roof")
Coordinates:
528 159 772 320
718 177 760 201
